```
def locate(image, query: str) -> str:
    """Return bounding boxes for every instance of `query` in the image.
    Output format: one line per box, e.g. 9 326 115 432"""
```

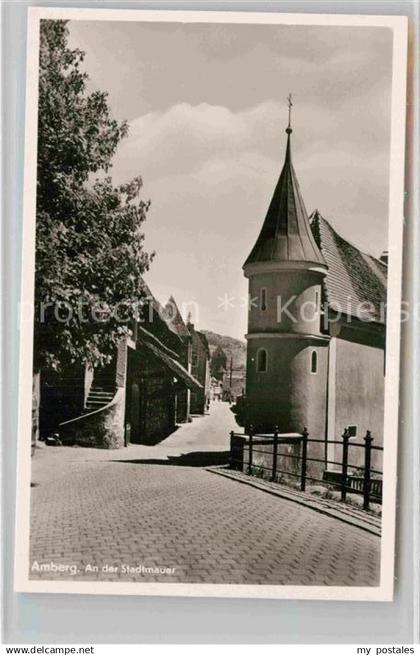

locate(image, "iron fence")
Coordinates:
229 426 383 511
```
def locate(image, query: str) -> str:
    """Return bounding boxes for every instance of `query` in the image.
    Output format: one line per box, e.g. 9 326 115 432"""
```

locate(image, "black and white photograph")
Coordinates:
14 8 407 600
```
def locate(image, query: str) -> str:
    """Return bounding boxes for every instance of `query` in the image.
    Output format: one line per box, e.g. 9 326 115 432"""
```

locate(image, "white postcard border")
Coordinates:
14 7 408 601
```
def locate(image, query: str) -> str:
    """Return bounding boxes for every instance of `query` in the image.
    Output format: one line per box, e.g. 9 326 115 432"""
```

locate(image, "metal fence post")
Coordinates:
363 430 373 510
272 426 279 482
229 430 235 469
341 428 350 502
301 427 308 491
248 424 254 475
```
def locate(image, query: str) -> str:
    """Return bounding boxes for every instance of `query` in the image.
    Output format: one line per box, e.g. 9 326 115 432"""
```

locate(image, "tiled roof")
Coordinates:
137 327 202 391
164 296 191 338
244 131 326 268
196 330 210 357
139 282 179 337
310 211 387 324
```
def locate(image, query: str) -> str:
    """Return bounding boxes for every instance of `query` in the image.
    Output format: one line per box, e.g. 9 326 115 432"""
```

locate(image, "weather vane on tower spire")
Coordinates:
286 93 293 134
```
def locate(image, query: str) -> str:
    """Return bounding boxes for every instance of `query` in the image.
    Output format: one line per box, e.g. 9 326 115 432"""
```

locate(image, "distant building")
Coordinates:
210 378 223 402
225 368 245 402
210 345 227 381
243 122 386 473
187 321 210 414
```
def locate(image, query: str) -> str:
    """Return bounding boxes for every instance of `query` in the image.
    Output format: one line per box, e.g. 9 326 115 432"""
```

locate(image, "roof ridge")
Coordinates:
139 282 182 340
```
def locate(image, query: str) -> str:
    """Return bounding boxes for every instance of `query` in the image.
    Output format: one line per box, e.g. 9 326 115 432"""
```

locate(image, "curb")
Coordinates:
206 467 382 538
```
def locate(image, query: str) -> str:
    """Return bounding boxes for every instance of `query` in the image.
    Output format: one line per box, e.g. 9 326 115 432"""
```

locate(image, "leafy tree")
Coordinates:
34 19 153 370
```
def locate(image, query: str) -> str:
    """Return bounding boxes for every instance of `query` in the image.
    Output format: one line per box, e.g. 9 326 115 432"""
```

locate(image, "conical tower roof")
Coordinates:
244 125 326 269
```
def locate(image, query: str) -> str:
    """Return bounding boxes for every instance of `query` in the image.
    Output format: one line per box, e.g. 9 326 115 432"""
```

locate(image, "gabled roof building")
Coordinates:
44 286 202 448
187 320 211 415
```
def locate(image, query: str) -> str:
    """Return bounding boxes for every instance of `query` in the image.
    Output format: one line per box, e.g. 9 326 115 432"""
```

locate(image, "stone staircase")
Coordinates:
85 385 115 413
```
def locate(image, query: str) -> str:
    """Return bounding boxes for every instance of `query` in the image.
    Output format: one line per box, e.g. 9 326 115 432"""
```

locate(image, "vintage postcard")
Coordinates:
14 8 407 600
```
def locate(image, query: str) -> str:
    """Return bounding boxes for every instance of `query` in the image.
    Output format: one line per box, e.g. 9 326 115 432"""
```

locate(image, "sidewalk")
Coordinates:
28 402 380 586
208 467 381 537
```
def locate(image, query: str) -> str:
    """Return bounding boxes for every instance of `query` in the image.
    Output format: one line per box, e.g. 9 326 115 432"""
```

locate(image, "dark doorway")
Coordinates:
125 350 143 445
129 382 141 443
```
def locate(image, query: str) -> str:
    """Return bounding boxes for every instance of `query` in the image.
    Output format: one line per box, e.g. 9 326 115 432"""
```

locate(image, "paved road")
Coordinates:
29 402 380 586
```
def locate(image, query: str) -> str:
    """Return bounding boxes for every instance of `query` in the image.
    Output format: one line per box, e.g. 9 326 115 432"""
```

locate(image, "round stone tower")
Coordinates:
243 117 329 435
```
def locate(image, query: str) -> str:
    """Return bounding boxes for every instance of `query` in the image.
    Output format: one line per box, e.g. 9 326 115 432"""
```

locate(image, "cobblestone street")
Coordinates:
30 402 380 586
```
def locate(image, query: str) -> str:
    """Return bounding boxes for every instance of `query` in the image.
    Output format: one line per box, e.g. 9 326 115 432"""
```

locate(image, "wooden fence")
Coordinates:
229 427 383 511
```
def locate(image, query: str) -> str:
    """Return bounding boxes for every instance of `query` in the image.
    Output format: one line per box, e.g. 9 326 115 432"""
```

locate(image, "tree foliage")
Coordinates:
35 20 153 370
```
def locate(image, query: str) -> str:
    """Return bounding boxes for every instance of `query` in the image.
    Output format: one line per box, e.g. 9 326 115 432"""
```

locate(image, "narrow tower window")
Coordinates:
256 348 268 373
260 287 267 311
310 350 318 374
314 289 320 313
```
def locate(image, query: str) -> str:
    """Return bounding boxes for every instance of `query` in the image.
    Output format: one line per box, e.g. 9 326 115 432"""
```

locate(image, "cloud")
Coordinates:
112 92 389 178
110 102 389 245
67 20 392 338
68 21 392 122
111 101 282 182
105 101 390 338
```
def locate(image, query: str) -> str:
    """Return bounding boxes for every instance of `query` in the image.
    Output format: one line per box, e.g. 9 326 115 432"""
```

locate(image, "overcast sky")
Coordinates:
67 19 393 340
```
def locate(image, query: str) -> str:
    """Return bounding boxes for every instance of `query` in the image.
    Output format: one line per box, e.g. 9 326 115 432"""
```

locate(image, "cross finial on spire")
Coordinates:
286 93 293 134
